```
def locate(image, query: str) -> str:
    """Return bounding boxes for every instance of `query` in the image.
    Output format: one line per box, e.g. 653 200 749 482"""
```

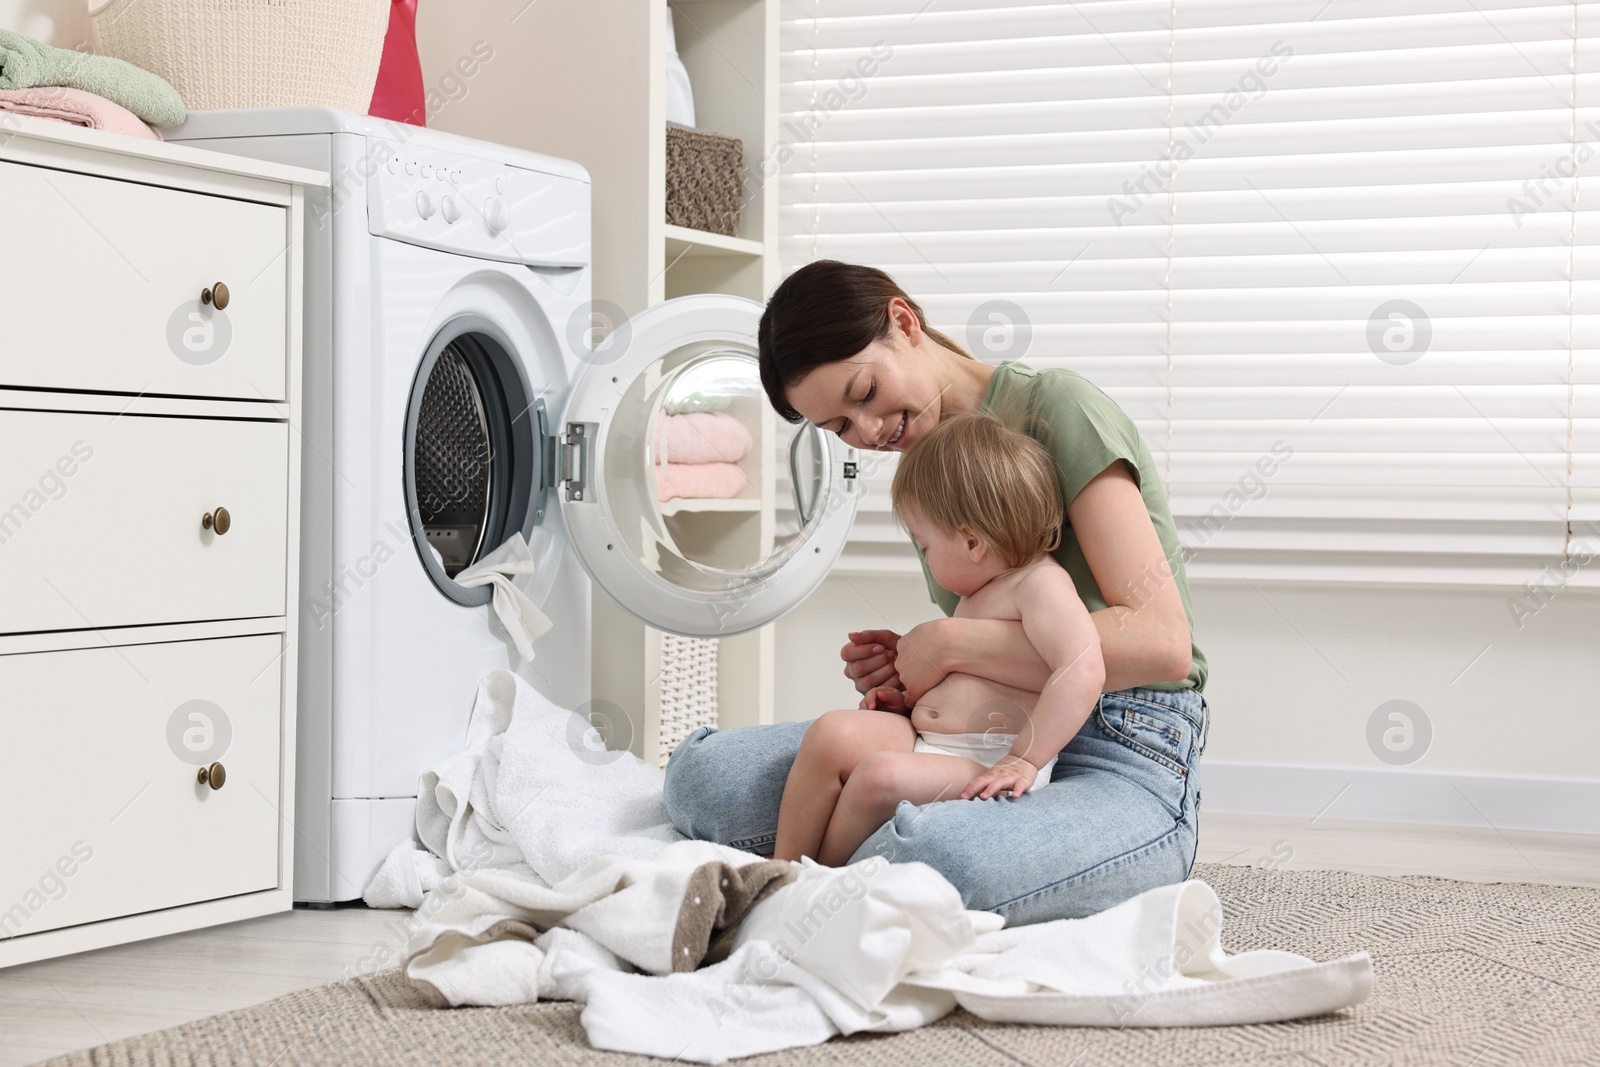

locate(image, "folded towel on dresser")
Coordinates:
0 29 185 127
657 461 746 502
654 411 753 466
0 85 158 139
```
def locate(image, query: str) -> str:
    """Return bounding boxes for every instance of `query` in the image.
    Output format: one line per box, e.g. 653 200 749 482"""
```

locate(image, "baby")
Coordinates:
772 412 1106 866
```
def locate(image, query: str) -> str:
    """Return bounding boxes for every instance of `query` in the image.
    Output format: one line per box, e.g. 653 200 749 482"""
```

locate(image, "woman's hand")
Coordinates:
859 686 909 714
959 755 1038 801
841 629 901 694
894 620 950 706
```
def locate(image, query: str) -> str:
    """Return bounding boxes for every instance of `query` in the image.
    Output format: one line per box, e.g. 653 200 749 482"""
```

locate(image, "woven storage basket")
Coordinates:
656 634 718 768
665 122 745 238
89 0 390 113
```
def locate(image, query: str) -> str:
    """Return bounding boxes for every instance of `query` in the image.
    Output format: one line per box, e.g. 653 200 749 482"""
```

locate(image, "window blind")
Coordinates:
777 0 1600 588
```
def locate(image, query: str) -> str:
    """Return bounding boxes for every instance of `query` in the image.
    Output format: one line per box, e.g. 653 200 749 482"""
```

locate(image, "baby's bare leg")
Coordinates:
773 709 918 862
817 751 987 867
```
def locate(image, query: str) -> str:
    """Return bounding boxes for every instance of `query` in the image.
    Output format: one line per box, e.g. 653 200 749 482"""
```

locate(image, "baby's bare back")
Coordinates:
908 558 1058 738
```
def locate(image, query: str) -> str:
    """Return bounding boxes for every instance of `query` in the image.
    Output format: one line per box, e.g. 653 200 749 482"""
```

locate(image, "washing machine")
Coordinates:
168 109 857 902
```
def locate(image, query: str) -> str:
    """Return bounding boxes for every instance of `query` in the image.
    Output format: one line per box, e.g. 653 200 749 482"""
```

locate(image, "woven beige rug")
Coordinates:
37 863 1600 1066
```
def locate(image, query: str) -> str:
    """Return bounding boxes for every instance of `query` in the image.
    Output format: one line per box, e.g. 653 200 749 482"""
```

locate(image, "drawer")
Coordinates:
0 410 288 633
0 635 283 938
0 159 288 401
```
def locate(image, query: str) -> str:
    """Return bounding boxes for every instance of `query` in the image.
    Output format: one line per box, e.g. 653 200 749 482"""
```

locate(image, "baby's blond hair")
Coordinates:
890 412 1063 568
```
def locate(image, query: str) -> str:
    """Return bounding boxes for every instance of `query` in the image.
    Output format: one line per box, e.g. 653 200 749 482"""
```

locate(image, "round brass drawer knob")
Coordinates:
201 282 230 310
197 762 226 790
202 507 231 535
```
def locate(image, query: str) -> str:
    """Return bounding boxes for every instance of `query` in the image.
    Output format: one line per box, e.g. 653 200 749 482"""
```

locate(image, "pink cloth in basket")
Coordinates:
657 462 746 503
654 412 753 467
0 85 159 140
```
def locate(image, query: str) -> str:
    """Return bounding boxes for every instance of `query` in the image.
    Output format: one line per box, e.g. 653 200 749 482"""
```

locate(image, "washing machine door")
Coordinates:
556 294 857 637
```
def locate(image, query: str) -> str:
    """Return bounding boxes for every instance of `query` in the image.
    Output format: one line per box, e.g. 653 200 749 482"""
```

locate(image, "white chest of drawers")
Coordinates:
0 117 324 967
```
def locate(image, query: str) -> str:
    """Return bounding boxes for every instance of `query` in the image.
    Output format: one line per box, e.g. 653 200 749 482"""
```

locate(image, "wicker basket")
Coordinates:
89 0 390 113
665 122 745 238
656 634 718 768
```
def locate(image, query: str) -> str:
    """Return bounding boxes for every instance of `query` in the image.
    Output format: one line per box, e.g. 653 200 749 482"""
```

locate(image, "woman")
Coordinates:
663 261 1210 925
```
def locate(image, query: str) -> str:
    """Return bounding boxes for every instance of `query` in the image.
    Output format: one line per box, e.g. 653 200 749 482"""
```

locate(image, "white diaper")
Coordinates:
912 731 1057 793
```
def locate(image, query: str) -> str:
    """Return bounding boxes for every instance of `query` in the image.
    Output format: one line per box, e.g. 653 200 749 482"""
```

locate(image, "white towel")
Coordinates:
577 858 1371 1062
575 942 840 1062
364 843 453 910
365 668 686 911
906 878 1371 1029
372 671 1372 1063
405 840 784 1007
455 532 553 663
410 666 539 886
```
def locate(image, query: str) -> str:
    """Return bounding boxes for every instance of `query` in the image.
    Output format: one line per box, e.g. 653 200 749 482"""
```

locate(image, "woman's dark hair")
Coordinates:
758 260 972 423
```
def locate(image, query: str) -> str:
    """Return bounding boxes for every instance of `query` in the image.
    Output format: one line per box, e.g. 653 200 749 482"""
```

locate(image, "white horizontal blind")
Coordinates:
777 0 1600 587
1577 1 1600 573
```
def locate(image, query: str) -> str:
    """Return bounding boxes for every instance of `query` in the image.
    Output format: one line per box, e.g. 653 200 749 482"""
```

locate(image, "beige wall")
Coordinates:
12 0 1585 803
405 4 1600 788
775 573 1600 781
0 1 89 46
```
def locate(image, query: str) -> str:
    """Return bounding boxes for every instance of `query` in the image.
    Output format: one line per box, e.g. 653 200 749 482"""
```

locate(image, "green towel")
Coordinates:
0 30 184 128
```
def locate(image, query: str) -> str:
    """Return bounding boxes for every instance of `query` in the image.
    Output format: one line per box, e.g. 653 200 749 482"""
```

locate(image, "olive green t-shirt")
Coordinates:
916 361 1208 692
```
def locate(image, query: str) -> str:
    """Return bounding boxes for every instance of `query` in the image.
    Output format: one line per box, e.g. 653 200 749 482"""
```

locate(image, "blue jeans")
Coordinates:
663 686 1209 926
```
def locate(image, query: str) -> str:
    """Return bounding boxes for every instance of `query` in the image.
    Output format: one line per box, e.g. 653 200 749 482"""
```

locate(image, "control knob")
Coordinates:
484 197 508 235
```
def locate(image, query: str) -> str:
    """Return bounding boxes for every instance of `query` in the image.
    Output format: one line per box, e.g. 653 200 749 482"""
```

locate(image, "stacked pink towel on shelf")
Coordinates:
654 411 753 503
657 462 747 502
0 85 160 140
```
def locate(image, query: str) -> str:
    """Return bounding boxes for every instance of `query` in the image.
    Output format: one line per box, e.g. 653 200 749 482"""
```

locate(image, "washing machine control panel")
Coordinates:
367 138 590 268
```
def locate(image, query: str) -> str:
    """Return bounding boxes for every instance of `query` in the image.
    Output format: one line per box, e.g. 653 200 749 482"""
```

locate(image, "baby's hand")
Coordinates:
960 756 1037 801
859 685 908 714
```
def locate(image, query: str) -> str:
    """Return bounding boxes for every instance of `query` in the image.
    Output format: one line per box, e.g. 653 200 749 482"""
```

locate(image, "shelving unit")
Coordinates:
664 223 765 259
659 497 763 515
427 0 781 762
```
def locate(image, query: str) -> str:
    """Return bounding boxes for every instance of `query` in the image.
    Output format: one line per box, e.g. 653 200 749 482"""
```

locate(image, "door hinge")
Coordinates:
534 399 596 521
561 421 591 502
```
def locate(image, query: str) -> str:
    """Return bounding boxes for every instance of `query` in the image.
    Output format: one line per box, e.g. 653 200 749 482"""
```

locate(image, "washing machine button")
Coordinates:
387 156 399 175
440 195 460 224
415 190 436 219
484 197 507 235
405 160 417 176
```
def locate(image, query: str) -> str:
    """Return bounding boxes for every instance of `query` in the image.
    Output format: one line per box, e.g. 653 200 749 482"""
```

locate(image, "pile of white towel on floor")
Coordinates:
365 670 1372 1064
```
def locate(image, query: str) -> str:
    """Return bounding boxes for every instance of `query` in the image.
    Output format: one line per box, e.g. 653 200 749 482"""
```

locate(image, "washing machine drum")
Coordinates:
405 295 861 637
404 318 537 608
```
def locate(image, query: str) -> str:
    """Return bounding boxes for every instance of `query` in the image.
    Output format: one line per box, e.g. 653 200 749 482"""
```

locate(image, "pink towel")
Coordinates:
657 462 746 503
0 85 159 141
654 412 753 467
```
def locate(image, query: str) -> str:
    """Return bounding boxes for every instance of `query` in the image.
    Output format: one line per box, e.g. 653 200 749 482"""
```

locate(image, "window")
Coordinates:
779 0 1598 587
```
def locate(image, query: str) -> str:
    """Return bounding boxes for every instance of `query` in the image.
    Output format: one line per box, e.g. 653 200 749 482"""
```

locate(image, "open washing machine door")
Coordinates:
548 294 858 637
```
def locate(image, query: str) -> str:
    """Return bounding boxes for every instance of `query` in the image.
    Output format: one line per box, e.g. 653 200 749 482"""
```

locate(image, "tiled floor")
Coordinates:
2 814 1597 1067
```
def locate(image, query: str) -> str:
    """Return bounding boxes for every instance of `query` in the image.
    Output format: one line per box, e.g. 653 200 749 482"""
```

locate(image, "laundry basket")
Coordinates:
89 0 390 113
665 123 745 237
656 634 718 768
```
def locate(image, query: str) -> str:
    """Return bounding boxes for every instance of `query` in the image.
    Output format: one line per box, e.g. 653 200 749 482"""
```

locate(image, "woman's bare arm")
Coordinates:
1071 461 1193 687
